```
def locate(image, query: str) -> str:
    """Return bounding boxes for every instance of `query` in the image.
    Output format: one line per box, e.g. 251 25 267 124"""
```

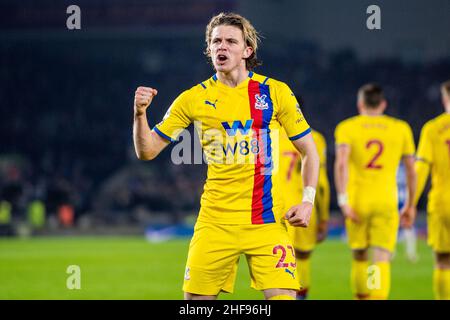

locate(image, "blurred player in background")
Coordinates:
334 84 416 300
397 162 419 263
133 12 319 300
279 128 330 300
414 80 450 300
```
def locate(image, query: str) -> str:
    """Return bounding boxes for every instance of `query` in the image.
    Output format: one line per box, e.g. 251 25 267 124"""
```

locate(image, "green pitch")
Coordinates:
0 236 434 299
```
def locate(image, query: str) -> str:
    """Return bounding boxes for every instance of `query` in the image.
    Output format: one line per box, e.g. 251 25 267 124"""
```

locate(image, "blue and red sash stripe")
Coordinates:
248 79 275 224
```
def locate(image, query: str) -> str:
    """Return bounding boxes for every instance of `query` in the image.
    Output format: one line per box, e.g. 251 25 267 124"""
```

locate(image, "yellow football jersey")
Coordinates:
279 129 329 221
416 113 450 213
154 72 311 225
335 115 415 211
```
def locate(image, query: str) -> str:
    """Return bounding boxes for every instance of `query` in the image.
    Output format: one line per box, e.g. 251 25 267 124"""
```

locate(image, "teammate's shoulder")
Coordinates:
313 130 327 149
373 115 410 133
428 113 449 127
418 114 442 134
312 129 326 142
336 116 359 129
386 116 412 128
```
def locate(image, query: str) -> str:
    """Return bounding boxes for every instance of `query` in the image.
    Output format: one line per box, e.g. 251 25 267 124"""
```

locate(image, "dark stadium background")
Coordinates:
0 0 449 258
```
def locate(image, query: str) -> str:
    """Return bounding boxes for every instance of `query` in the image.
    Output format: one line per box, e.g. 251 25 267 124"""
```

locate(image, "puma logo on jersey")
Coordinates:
285 268 296 279
204 99 218 109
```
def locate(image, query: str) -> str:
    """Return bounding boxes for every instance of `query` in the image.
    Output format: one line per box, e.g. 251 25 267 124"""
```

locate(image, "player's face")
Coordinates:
209 25 253 73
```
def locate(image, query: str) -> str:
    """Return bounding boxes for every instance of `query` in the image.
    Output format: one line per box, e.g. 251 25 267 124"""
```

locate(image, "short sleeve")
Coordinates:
276 83 311 140
334 121 352 146
153 90 192 142
402 122 416 157
416 122 433 163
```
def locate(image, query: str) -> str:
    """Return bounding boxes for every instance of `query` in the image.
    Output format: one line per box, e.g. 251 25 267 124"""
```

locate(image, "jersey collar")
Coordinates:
212 71 254 90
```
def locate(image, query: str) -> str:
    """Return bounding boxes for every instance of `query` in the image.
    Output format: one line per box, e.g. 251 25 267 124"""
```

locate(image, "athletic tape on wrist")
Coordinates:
337 193 348 207
302 186 316 205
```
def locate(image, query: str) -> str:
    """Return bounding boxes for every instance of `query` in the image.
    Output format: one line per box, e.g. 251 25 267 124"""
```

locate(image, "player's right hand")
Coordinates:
285 202 313 227
340 204 360 223
134 86 158 116
400 206 416 228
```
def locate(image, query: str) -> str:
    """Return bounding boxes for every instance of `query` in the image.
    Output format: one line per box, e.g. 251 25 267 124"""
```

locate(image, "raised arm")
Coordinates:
133 86 170 160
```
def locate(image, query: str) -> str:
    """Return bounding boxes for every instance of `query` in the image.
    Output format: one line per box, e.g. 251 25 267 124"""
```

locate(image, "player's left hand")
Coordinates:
400 206 416 228
317 220 328 243
340 204 360 223
285 202 313 227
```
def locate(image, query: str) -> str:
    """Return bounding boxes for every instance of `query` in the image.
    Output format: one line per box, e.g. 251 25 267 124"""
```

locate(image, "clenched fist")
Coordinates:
134 86 158 116
285 202 313 227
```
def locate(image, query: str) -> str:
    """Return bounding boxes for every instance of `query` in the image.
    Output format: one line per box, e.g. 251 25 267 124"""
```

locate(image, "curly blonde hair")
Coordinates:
205 12 262 70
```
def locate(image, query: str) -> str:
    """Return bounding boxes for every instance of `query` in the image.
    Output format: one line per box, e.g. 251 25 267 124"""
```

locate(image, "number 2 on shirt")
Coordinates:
365 139 384 169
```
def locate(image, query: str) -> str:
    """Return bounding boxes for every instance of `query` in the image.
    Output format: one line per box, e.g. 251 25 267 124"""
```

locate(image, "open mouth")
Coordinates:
216 54 228 63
